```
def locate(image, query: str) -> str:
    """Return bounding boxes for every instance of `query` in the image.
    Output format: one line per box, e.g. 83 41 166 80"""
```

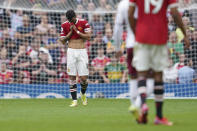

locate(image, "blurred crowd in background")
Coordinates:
0 0 196 84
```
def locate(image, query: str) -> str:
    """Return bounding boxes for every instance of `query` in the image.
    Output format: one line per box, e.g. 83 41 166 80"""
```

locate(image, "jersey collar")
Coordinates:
75 18 79 24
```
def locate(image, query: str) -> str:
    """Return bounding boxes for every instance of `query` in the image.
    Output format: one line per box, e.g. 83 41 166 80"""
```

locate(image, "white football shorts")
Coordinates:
132 42 169 72
67 48 89 76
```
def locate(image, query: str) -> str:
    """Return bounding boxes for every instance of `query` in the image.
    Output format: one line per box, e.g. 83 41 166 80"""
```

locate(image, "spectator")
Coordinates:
0 62 13 84
76 5 89 21
32 48 57 84
1 28 13 46
90 13 105 36
178 59 196 84
4 38 18 60
57 64 68 83
28 38 53 65
14 15 34 45
190 30 197 71
101 52 127 83
91 47 110 70
15 70 31 84
163 58 178 83
103 27 116 55
75 0 89 9
87 2 96 22
76 4 84 11
174 53 186 71
11 44 32 83
6 9 23 33
102 26 112 45
35 15 55 45
27 37 42 65
88 67 104 84
89 32 106 61
0 47 10 70
2 0 16 8
47 0 66 9
90 47 110 83
168 14 176 32
167 31 184 64
47 27 60 65
96 0 108 11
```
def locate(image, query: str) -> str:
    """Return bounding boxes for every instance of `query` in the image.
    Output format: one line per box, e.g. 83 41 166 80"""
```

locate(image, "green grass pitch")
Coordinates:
0 99 197 131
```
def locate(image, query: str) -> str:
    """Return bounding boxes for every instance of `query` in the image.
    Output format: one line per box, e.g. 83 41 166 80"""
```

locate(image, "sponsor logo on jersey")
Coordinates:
78 26 82 31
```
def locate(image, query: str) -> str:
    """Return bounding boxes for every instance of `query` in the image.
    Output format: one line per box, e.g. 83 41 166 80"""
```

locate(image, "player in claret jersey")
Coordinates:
59 10 92 107
128 0 190 125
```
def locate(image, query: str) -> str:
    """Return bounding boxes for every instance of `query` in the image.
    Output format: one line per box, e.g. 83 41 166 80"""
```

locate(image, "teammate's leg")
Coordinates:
146 70 154 96
126 48 140 121
137 71 149 124
154 72 173 126
127 48 138 106
134 77 154 109
132 44 151 124
151 45 172 125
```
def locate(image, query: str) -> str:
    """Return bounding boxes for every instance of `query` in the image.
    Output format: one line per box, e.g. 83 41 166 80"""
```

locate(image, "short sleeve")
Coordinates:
134 7 138 19
168 0 178 9
84 20 91 33
129 0 136 6
60 24 67 38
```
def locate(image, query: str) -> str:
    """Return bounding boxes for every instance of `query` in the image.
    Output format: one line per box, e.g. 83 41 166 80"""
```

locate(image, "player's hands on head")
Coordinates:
184 36 190 49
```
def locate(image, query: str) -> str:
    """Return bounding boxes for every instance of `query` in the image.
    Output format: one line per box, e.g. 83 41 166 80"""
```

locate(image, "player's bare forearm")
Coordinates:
59 31 73 44
78 31 91 40
128 6 136 34
171 7 190 48
171 8 186 36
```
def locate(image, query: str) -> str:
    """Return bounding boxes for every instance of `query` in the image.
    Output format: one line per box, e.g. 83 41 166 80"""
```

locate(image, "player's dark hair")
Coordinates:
66 9 76 21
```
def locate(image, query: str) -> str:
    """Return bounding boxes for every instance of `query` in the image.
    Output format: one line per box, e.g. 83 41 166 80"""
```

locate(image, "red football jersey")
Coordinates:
91 56 110 68
0 71 13 84
60 18 91 39
130 0 178 45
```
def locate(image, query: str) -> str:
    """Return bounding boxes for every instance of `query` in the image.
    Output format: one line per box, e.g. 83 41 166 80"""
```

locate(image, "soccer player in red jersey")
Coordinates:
114 0 156 123
59 10 92 107
128 0 190 125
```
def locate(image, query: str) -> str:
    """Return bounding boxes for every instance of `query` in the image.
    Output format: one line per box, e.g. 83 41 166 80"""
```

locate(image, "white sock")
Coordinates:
134 79 154 108
146 78 154 97
135 96 141 108
129 79 138 106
